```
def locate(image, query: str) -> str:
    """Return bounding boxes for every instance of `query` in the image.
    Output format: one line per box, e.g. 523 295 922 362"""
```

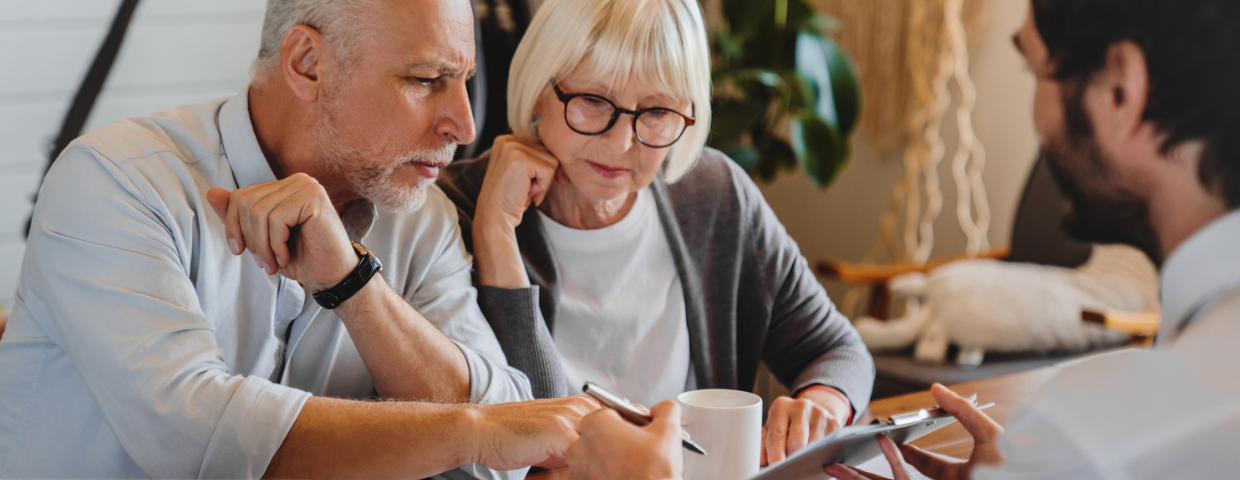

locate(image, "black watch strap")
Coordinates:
313 242 383 309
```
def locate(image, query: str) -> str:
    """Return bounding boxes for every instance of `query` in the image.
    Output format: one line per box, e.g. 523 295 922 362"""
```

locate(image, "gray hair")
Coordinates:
252 0 377 79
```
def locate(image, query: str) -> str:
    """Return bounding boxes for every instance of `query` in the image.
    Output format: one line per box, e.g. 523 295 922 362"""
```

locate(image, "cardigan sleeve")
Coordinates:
437 155 569 399
475 286 568 399
732 163 876 423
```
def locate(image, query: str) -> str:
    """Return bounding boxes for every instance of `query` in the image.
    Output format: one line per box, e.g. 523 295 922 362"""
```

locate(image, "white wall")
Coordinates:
757 0 1040 310
0 0 266 309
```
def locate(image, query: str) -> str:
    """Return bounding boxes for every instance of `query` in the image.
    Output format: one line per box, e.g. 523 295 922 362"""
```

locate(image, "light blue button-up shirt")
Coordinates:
0 93 531 479
975 209 1240 479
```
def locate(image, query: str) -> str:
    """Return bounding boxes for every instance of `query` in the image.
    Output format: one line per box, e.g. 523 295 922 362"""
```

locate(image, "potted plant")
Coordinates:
708 0 860 187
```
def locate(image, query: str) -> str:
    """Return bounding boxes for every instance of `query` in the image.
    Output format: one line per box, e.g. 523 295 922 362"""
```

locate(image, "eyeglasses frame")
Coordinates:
552 83 696 148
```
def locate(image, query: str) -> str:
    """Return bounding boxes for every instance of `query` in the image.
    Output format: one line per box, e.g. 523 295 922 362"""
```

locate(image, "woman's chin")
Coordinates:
564 179 634 203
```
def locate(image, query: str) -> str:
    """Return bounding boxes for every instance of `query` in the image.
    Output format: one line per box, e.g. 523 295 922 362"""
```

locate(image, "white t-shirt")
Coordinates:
539 187 693 407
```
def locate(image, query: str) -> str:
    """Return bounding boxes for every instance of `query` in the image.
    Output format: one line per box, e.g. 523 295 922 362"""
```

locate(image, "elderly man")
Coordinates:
571 0 1240 479
0 0 597 478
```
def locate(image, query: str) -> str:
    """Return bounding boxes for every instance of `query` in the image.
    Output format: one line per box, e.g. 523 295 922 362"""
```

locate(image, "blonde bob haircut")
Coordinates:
507 0 712 183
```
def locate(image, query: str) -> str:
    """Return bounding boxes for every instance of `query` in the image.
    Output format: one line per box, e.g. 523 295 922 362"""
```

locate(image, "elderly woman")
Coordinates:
438 0 874 465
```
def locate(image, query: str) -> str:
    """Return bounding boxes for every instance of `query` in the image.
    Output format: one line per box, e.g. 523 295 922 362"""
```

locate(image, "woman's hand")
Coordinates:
762 387 850 466
824 384 1005 480
473 135 561 288
475 135 561 232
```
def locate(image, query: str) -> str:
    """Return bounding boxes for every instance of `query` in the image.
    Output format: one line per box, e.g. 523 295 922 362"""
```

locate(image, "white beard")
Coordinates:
313 104 456 213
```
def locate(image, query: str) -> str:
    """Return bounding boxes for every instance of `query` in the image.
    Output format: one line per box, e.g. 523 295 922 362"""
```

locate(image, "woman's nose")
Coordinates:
600 115 636 152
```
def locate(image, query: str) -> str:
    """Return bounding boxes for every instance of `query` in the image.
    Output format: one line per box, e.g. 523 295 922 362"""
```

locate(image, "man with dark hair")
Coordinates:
566 0 1240 478
816 0 1240 479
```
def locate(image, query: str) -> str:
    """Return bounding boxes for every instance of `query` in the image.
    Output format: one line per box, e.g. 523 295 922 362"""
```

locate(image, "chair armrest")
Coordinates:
1082 309 1161 338
816 245 1011 285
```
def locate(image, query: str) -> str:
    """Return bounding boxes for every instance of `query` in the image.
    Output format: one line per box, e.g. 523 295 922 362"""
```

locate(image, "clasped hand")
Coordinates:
474 135 562 231
206 173 356 291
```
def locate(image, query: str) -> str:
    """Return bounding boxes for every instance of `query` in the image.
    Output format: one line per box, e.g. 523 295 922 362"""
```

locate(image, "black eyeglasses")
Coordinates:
552 83 696 148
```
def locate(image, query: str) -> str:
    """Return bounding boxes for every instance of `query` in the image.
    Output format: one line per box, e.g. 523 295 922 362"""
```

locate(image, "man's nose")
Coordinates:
438 81 477 145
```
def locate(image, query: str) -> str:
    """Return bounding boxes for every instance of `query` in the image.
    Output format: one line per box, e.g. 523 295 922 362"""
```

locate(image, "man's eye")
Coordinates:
409 77 438 86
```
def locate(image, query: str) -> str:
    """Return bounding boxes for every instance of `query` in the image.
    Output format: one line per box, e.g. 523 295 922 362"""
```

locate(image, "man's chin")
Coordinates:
365 179 433 214
1061 198 1162 263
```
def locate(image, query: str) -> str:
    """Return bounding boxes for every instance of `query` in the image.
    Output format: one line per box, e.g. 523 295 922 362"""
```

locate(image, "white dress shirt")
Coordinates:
0 93 530 479
539 187 694 407
977 209 1240 479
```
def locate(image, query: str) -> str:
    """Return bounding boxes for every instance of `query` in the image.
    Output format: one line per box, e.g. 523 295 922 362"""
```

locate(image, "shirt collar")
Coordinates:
1158 209 1240 342
219 90 378 241
341 200 377 241
219 91 278 188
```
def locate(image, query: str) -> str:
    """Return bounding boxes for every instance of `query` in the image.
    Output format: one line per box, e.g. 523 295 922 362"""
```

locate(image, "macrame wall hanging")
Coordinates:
812 0 991 316
814 0 991 261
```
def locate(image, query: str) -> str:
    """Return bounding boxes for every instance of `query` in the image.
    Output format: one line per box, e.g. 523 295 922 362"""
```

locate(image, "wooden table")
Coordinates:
530 365 1060 478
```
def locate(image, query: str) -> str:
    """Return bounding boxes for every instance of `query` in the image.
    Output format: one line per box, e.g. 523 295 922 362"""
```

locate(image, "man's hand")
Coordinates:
824 384 1005 480
472 395 601 471
206 173 355 291
762 387 850 466
565 400 684 480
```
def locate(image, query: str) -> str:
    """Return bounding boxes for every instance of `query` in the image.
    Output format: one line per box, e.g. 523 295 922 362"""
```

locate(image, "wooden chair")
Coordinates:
818 155 1094 320
816 156 1158 398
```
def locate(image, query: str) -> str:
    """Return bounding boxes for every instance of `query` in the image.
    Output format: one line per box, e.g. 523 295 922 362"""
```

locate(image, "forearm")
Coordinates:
335 275 471 402
265 397 478 480
476 286 567 399
473 214 530 289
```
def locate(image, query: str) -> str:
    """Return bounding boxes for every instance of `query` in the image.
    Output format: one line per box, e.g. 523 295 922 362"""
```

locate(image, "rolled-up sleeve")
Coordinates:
405 190 534 405
24 147 310 479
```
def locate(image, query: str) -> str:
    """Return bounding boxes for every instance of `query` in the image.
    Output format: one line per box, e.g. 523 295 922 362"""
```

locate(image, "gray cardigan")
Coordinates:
437 148 875 421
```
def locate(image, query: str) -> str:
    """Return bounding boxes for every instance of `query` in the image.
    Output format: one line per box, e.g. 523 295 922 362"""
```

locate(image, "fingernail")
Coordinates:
255 257 265 271
228 238 240 255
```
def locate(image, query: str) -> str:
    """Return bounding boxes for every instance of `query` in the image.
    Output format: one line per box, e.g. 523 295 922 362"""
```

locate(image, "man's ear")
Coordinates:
280 25 325 103
1094 40 1151 143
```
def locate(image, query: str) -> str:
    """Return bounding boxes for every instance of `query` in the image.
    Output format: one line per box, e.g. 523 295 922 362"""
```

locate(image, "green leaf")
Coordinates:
708 100 765 150
714 67 784 89
722 0 774 38
794 31 861 136
789 115 849 187
725 146 761 171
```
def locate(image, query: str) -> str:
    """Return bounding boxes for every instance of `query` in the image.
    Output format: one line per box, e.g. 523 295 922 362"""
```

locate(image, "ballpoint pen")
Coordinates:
583 381 707 456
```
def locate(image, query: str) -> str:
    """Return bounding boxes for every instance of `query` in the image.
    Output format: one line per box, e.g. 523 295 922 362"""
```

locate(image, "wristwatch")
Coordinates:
312 241 383 309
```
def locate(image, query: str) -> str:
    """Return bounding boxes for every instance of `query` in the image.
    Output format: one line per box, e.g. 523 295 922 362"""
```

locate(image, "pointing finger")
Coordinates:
930 384 1003 442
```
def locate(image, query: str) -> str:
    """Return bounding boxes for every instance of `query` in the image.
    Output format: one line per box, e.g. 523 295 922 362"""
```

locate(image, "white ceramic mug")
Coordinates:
678 389 763 480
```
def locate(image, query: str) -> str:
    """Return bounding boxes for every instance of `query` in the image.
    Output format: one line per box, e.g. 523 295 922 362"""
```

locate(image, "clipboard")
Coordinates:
750 395 994 480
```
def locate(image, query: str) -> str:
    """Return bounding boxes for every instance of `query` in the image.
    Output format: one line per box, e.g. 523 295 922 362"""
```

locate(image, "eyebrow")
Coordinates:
406 60 476 79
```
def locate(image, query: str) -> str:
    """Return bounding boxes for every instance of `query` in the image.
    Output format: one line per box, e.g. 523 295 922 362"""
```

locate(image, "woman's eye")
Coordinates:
581 97 609 108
